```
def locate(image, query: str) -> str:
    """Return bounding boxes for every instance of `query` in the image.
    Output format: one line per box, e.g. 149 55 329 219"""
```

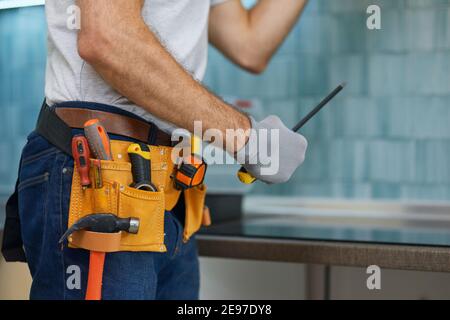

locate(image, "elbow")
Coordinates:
77 27 111 65
235 35 271 74
237 53 269 74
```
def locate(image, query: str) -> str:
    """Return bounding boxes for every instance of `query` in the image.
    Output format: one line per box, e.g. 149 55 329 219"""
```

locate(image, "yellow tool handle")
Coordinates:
237 167 257 184
127 143 151 160
127 143 157 192
191 135 202 155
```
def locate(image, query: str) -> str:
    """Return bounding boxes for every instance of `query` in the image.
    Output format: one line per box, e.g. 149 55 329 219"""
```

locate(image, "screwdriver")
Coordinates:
71 135 91 190
237 83 346 184
84 119 113 161
84 119 113 189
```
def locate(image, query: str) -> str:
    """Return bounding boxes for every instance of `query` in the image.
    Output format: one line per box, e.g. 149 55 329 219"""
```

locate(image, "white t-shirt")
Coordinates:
45 0 228 133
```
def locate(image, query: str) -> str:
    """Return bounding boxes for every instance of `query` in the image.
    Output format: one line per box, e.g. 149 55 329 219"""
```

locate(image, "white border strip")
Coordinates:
0 0 44 10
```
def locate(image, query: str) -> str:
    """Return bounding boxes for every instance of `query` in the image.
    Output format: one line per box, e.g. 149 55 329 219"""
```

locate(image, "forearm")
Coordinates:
209 0 308 73
77 0 249 152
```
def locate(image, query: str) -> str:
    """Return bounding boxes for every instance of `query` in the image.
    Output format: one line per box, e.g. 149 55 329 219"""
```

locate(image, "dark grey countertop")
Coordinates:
197 198 450 273
197 234 450 272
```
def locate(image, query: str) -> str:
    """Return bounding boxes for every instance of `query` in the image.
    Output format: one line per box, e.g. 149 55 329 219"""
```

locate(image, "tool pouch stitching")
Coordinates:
68 142 171 253
67 139 207 252
117 184 165 248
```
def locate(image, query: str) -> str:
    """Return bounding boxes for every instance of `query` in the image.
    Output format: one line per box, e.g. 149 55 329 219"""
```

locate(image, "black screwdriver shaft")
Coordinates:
292 82 346 132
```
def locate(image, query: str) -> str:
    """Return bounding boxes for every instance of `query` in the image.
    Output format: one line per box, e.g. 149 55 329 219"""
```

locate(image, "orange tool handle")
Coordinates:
71 135 91 188
84 119 113 161
85 251 105 300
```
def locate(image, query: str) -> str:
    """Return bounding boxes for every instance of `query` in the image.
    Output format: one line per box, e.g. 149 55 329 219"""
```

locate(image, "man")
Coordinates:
4 0 308 299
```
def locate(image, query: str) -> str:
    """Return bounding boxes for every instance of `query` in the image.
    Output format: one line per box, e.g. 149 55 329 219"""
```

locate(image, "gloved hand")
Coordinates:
236 115 308 184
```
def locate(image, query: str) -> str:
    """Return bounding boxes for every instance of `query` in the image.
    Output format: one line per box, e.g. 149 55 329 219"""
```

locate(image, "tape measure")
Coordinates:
174 155 207 189
173 135 207 190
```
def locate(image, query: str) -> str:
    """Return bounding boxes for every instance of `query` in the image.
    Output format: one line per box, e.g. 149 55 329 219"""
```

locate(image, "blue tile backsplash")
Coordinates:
0 1 449 200
204 0 450 200
0 6 46 195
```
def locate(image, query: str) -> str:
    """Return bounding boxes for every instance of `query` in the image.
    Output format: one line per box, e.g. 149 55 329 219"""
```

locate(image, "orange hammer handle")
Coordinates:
85 251 106 300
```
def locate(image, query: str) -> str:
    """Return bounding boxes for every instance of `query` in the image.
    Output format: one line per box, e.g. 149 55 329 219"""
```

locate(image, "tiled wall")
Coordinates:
0 6 46 195
0 1 449 200
204 0 450 200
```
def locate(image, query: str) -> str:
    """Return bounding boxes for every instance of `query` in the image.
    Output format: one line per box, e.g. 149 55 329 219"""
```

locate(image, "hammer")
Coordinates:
59 214 139 300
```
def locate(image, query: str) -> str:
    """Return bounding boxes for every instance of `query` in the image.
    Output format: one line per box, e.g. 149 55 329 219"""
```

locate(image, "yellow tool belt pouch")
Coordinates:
68 140 184 253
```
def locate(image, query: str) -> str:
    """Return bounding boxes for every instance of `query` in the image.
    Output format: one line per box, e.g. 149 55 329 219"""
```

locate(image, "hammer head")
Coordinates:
59 213 139 244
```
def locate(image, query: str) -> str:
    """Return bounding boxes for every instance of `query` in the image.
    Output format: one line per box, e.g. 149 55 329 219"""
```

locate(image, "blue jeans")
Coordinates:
17 125 199 300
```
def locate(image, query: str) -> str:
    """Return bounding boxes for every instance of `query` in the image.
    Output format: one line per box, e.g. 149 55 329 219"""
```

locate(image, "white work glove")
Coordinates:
236 115 308 184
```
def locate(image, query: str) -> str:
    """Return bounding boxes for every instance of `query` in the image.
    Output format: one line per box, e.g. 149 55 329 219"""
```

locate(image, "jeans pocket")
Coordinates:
18 172 50 192
21 132 59 167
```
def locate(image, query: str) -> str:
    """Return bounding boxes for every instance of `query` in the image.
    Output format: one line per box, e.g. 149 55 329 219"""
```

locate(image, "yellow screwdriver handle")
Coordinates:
237 167 257 184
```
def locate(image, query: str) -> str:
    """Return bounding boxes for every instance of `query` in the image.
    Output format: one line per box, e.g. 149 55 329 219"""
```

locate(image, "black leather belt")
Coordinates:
36 101 172 156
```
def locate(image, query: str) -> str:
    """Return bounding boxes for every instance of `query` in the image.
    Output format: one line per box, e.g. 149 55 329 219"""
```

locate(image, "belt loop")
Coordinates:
148 123 158 145
36 102 74 156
